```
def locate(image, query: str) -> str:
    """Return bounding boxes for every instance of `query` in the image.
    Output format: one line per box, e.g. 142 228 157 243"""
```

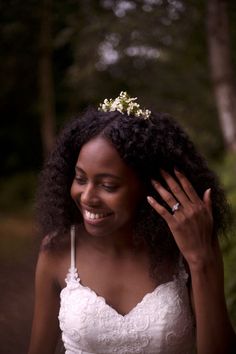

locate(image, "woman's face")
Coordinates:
71 136 144 238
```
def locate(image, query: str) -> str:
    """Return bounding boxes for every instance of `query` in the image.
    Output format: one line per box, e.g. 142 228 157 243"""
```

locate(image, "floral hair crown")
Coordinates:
98 91 151 120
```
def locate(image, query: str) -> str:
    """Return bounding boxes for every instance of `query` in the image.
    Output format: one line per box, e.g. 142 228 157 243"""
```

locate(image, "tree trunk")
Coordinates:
39 0 56 159
206 0 236 152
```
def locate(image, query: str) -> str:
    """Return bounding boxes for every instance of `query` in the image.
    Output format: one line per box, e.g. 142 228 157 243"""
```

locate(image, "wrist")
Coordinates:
186 240 223 274
187 254 215 273
188 258 224 292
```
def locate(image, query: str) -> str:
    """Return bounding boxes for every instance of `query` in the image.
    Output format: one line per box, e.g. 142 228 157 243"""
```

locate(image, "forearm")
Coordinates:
190 256 236 354
147 170 236 352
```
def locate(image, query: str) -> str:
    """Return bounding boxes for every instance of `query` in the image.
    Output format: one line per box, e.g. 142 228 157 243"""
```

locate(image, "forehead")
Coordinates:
77 136 132 178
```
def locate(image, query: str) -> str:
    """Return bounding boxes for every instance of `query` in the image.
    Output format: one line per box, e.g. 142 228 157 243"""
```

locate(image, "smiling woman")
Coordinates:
28 92 236 354
71 136 143 240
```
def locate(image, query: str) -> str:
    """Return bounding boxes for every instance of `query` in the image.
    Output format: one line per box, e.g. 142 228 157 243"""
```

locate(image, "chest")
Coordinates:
59 276 195 354
75 252 159 316
56 242 174 316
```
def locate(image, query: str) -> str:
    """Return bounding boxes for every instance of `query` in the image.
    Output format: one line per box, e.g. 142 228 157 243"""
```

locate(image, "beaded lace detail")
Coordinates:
58 227 196 354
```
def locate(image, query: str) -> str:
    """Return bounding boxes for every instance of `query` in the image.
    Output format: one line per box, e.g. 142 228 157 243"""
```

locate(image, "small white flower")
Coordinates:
98 91 151 119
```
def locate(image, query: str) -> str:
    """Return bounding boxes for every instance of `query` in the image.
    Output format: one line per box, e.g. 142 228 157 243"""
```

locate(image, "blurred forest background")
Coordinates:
1 0 236 353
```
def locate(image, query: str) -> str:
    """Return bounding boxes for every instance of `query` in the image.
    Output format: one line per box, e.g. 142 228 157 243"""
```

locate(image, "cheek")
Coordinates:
70 180 80 201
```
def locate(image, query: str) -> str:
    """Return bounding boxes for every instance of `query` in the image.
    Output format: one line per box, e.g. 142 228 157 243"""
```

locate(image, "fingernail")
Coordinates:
147 196 154 204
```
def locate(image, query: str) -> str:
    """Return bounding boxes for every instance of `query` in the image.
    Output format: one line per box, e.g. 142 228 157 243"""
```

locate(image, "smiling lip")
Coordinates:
82 209 113 225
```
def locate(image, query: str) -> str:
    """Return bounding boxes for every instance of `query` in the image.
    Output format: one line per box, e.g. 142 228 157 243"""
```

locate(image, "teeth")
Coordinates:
85 210 109 220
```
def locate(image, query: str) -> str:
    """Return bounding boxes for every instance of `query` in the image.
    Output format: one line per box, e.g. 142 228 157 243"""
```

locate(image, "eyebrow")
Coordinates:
75 166 122 181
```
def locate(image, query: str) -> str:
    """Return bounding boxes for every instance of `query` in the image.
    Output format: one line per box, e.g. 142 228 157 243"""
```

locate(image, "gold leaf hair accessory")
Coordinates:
98 91 151 120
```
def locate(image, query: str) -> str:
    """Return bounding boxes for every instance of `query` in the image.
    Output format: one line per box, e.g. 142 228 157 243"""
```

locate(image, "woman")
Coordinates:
28 92 236 354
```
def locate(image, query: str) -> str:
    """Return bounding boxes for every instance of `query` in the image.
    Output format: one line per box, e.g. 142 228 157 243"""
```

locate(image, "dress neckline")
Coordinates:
62 225 188 318
62 265 181 318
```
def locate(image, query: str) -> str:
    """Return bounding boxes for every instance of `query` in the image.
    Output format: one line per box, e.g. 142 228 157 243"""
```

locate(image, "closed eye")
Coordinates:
101 184 119 192
75 176 87 184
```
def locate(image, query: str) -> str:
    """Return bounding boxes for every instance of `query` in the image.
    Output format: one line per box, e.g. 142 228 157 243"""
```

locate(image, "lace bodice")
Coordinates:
58 227 196 354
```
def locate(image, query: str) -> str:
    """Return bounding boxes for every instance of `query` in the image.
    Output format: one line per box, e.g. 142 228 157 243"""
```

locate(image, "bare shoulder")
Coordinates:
36 235 71 289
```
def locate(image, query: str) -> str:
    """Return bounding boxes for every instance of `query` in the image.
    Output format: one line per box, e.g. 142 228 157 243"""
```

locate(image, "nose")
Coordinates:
80 183 99 206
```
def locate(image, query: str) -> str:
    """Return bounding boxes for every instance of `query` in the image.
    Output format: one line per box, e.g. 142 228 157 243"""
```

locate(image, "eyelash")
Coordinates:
102 185 117 192
75 176 118 192
75 176 86 184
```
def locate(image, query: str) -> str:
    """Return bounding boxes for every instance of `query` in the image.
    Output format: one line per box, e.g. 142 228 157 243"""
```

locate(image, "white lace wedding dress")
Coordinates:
58 228 196 354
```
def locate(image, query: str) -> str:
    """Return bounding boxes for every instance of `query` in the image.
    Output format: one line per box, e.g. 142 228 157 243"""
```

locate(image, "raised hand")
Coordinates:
147 169 215 269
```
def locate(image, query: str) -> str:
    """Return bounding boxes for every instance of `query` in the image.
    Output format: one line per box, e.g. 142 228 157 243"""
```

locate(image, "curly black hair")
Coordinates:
36 107 231 274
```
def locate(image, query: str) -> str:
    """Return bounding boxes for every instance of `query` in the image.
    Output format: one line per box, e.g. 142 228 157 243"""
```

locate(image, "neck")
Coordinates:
78 224 144 256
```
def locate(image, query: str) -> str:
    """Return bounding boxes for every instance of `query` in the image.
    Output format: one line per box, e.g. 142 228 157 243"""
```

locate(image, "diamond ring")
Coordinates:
172 202 180 213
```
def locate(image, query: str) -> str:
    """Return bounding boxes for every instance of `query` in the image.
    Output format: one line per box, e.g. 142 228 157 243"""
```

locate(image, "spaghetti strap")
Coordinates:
65 225 79 283
70 225 76 269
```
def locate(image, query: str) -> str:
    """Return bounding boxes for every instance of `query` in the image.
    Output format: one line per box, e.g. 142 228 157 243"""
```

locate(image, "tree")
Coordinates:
0 0 41 174
206 0 236 152
39 0 56 158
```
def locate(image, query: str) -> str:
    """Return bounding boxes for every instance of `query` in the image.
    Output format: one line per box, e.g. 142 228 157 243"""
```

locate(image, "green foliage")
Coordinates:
1 0 231 175
223 230 236 330
0 0 41 174
0 172 37 213
213 154 236 328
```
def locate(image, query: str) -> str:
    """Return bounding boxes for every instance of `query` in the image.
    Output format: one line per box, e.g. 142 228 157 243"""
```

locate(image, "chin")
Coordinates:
83 222 112 238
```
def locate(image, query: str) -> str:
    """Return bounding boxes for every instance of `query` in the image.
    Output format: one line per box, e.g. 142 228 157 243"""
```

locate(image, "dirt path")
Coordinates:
0 214 41 354
0 214 65 354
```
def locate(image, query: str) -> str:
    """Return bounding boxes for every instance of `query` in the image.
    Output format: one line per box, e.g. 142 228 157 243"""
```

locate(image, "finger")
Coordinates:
203 188 212 214
174 169 199 203
147 196 173 224
151 179 179 211
161 170 189 206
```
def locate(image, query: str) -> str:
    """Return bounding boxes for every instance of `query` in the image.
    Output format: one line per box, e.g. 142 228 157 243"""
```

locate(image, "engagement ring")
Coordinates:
172 202 180 213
